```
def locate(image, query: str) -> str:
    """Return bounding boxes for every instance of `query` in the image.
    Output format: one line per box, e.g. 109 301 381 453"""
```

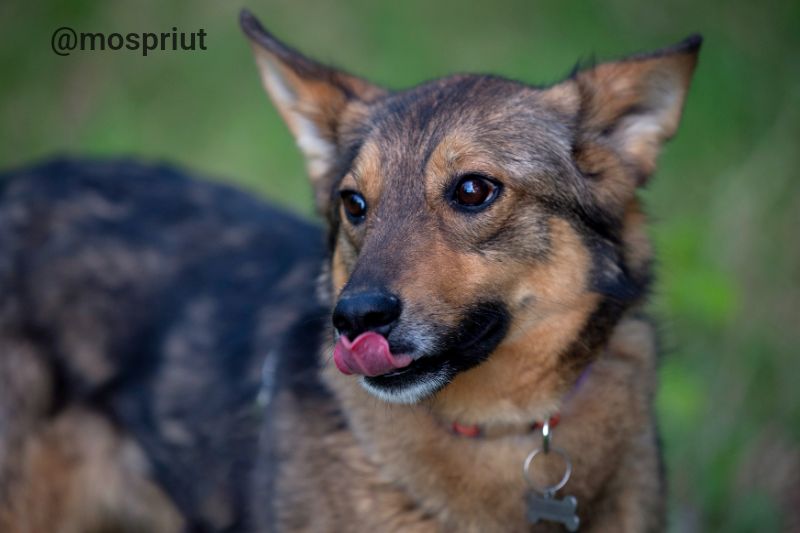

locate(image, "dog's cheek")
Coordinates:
429 220 601 424
506 217 593 324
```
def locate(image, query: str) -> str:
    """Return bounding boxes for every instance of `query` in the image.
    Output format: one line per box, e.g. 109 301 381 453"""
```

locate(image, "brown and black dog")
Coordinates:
0 9 700 533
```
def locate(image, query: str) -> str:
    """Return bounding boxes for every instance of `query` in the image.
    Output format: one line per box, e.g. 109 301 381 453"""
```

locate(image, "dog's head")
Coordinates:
242 11 700 415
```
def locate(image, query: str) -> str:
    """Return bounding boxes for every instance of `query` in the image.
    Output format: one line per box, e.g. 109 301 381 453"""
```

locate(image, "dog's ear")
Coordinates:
547 35 701 205
240 10 385 213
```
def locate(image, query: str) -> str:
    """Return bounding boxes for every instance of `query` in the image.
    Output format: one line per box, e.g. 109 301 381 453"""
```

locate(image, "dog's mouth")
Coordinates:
356 302 510 404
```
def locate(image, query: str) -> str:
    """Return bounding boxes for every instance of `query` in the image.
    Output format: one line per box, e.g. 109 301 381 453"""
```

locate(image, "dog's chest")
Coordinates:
269 392 569 531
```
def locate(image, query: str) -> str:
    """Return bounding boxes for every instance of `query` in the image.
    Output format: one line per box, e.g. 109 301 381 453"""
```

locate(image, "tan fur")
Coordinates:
242 16 700 531
0 408 183 533
265 314 661 532
429 218 601 427
312 212 659 532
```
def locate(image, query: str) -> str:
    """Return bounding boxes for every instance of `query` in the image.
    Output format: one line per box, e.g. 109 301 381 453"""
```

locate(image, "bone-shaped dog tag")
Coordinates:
522 432 580 532
526 491 580 531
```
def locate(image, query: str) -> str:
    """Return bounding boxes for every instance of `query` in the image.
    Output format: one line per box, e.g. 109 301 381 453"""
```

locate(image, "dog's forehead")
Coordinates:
358 75 575 183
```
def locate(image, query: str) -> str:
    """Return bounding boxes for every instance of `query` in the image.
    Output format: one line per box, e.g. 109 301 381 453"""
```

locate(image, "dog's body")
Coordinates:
0 159 326 531
0 11 700 532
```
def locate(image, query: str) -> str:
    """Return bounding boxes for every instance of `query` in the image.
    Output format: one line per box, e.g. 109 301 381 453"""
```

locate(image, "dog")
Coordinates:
0 9 701 532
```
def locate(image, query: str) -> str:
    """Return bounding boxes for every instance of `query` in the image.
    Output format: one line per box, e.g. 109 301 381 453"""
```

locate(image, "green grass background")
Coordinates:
2 1 798 530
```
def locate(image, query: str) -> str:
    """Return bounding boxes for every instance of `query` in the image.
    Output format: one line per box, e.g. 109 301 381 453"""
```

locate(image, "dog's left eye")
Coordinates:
340 190 367 223
451 174 500 210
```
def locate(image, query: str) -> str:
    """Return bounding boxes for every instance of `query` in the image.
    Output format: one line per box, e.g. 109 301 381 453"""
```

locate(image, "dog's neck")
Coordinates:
444 362 593 438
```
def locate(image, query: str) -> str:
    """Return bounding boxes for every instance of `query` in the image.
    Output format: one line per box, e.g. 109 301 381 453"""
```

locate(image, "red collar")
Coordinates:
450 413 560 438
447 362 593 439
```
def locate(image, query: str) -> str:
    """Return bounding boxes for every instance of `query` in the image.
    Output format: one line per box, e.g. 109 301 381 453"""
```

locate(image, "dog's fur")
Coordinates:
0 10 700 532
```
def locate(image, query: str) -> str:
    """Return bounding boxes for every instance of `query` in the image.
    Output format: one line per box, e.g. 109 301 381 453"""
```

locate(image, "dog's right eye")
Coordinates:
340 191 367 223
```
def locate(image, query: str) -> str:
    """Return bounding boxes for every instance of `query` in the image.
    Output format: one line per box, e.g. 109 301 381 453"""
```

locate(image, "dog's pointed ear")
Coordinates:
240 10 385 212
546 35 701 203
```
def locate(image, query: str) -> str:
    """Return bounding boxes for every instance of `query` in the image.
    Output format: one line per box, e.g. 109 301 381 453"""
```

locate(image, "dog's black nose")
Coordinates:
332 291 401 339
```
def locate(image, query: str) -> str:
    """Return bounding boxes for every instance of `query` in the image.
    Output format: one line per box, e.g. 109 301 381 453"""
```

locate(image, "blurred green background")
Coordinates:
2 0 798 530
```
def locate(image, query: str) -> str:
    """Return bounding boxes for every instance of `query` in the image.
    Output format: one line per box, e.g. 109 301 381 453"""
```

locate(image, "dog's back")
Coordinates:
0 158 325 532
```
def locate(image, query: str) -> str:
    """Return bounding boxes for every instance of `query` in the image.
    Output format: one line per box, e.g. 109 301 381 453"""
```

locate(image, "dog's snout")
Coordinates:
333 291 401 339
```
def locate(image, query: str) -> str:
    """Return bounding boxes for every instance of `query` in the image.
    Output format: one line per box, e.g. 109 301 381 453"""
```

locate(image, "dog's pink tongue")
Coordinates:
333 332 412 377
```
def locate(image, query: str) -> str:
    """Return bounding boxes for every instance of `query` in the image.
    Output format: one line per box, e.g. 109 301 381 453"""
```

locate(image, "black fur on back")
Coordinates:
0 158 327 531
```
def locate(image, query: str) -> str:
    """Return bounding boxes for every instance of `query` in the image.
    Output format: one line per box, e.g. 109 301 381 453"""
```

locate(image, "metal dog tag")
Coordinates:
522 419 580 531
526 492 579 531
